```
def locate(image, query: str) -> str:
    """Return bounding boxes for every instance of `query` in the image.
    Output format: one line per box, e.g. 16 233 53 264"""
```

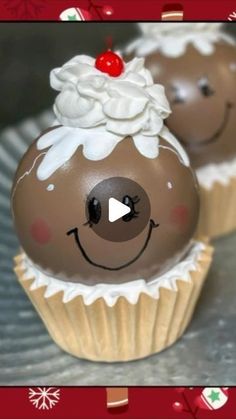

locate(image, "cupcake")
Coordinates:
11 51 212 362
125 23 236 238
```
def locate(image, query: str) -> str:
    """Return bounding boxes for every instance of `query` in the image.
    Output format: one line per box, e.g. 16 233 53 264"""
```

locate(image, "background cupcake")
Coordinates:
125 23 236 238
12 52 212 362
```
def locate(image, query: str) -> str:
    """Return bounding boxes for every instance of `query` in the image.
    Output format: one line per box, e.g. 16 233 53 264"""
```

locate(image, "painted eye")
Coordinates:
122 195 140 222
87 197 101 226
198 77 215 97
171 85 186 104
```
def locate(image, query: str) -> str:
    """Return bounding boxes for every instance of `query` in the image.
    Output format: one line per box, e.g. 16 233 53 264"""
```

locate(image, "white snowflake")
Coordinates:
29 387 60 410
228 11 236 21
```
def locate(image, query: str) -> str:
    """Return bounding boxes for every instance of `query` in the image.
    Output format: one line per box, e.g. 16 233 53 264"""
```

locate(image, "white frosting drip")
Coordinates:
35 54 189 181
125 23 235 58
20 241 205 307
196 156 236 190
36 124 189 181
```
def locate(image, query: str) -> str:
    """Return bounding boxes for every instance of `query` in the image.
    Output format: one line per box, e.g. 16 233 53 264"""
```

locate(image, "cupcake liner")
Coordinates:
14 243 213 362
196 177 236 239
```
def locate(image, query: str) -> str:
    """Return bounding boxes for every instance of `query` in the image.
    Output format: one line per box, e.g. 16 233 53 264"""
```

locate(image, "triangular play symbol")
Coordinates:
108 197 131 222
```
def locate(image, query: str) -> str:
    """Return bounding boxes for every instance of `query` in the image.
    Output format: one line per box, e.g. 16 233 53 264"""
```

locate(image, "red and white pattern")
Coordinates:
196 387 229 410
3 0 45 18
28 387 60 410
228 11 236 20
59 7 91 21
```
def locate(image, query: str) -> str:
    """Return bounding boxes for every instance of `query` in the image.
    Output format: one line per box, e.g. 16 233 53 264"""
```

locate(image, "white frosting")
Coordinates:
47 184 55 191
196 156 236 190
50 55 170 131
35 55 189 180
11 152 46 207
125 23 235 58
20 241 205 307
36 124 189 181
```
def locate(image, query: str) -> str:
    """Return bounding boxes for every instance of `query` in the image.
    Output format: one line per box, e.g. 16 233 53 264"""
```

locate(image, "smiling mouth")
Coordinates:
170 102 234 149
67 219 159 271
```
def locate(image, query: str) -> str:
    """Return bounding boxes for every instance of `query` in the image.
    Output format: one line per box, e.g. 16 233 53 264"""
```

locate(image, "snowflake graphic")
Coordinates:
29 387 60 410
4 0 46 19
228 11 236 21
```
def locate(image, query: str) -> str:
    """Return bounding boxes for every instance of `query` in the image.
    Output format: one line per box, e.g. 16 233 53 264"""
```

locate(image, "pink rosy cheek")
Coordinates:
30 218 52 245
170 205 189 229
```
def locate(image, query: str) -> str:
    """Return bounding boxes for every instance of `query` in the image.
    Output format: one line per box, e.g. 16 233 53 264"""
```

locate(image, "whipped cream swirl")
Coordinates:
51 55 170 133
125 23 235 58
36 55 189 180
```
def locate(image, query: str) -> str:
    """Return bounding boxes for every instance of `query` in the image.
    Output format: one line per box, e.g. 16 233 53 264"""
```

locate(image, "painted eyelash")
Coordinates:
131 195 140 204
84 195 141 226
122 195 140 222
83 220 94 228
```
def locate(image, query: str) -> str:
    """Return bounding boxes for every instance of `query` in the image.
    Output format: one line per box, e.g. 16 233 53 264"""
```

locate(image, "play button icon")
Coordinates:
108 198 131 222
86 177 151 242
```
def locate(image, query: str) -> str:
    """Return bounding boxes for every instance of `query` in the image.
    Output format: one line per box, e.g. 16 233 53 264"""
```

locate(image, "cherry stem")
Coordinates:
182 393 198 419
106 35 113 50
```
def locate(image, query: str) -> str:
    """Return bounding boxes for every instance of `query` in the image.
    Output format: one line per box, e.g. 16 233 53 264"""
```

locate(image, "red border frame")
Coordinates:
0 387 235 418
0 0 235 21
1 1 236 418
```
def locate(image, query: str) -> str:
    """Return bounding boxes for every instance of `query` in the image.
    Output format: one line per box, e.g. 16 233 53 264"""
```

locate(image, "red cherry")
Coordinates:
173 402 184 412
102 5 114 16
95 51 124 77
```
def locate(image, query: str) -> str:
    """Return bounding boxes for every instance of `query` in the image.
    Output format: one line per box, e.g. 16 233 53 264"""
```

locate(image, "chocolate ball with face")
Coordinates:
144 43 236 168
12 128 199 285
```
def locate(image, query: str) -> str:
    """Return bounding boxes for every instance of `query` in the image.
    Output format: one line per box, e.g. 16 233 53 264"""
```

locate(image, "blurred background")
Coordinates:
0 22 236 130
0 23 137 130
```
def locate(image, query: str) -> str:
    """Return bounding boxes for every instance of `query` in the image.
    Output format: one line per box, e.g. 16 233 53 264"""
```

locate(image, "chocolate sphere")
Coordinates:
144 43 236 168
12 128 199 285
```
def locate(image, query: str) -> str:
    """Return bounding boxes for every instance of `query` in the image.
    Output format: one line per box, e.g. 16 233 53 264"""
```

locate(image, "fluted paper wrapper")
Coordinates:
196 178 236 239
14 245 212 362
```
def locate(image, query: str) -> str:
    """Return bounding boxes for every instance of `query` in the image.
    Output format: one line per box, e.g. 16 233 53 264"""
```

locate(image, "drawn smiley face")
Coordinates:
12 132 199 285
145 43 236 168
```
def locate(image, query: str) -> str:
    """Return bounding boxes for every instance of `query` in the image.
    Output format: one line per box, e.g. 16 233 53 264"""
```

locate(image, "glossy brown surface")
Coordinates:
12 128 199 285
144 43 236 168
3 111 236 384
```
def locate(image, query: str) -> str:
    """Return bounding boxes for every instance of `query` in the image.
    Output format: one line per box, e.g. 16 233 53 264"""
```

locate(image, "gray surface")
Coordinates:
0 112 236 386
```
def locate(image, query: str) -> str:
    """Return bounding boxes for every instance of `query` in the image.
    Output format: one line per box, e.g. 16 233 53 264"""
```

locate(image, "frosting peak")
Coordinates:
50 55 171 135
125 23 235 58
139 23 223 38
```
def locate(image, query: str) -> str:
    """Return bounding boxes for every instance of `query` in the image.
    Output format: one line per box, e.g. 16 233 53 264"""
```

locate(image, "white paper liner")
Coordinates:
196 156 236 190
20 240 205 307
